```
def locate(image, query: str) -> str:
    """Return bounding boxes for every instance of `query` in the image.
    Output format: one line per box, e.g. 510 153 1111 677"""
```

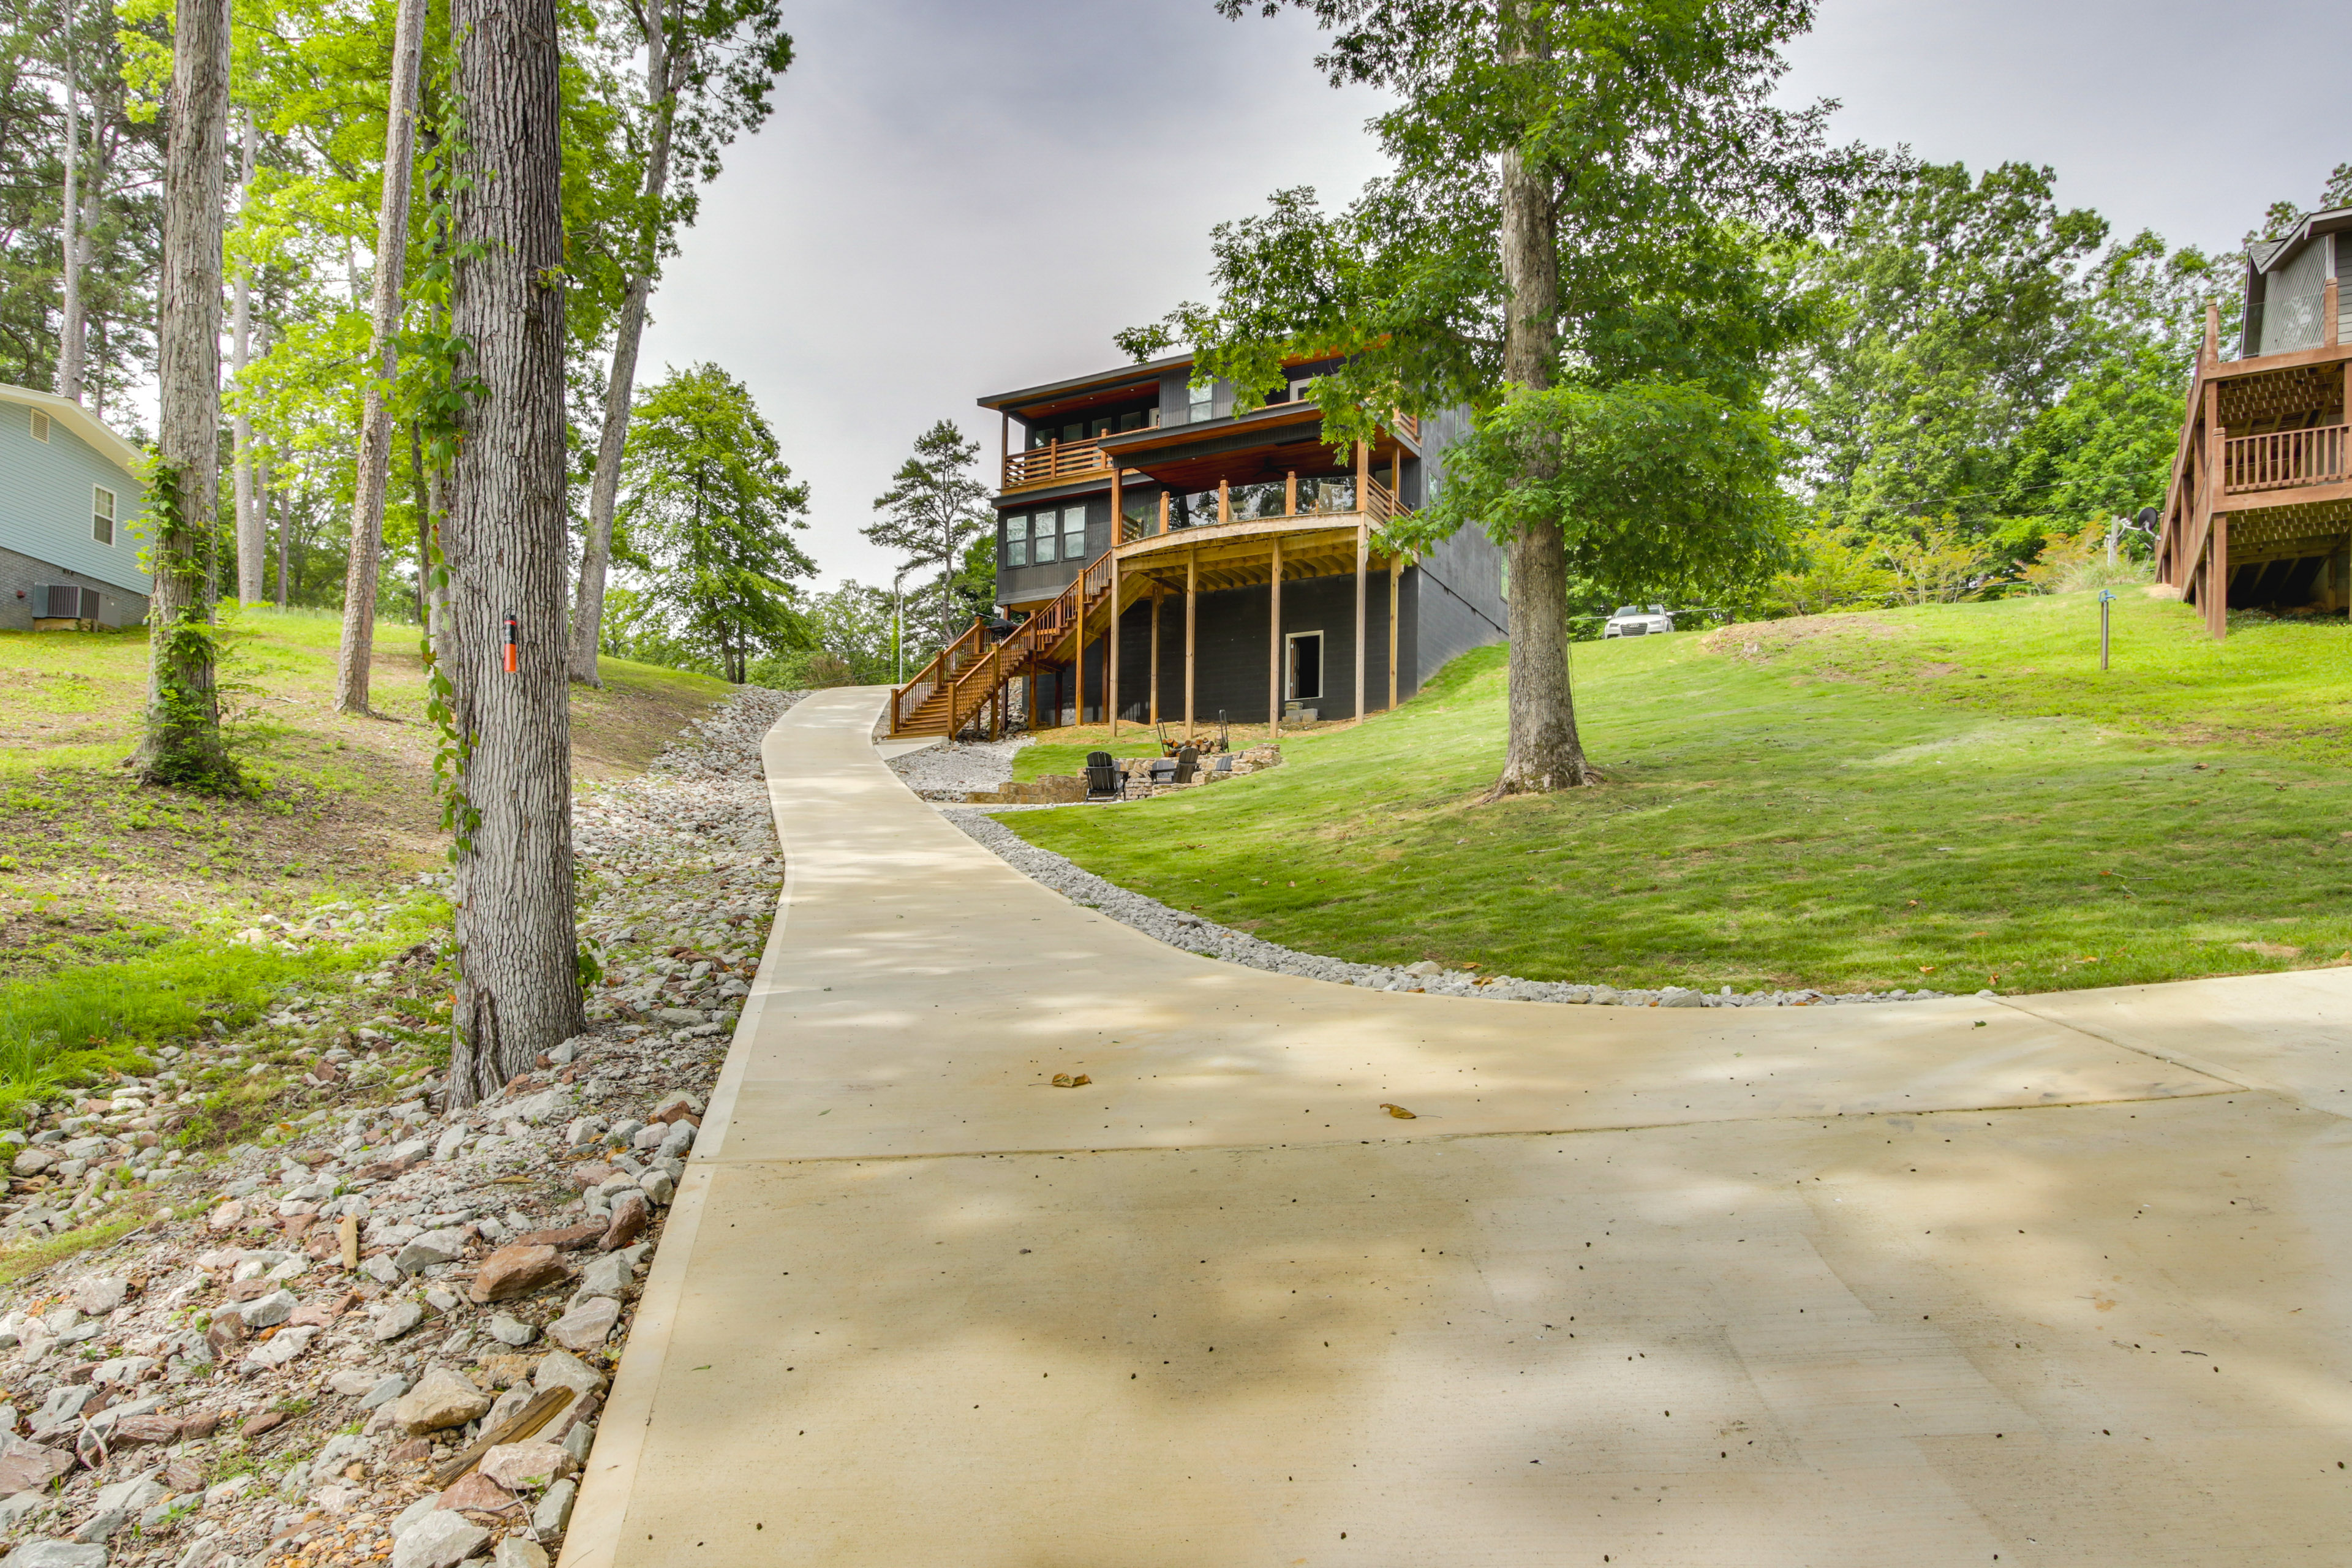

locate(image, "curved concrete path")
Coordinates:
562 686 2352 1567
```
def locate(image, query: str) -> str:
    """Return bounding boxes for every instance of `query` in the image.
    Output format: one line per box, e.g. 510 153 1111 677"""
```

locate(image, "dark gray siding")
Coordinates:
1409 528 1508 685
996 490 1111 607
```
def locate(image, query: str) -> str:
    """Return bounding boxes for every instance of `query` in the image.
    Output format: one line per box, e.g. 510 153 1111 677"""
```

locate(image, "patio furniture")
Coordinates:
1172 744 1199 784
1084 751 1126 800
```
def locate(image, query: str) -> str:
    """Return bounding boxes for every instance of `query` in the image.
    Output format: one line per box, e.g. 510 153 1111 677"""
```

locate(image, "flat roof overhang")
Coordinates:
977 355 1190 419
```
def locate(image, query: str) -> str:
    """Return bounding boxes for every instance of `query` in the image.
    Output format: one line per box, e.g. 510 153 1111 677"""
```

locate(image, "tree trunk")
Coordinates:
1487 0 1588 797
231 110 258 603
334 0 428 713
568 0 675 687
138 0 235 791
55 13 83 403
445 0 586 1107
410 420 431 629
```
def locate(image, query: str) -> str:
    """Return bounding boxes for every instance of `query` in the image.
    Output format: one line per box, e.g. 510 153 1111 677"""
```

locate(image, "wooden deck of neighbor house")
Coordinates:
2158 288 2352 634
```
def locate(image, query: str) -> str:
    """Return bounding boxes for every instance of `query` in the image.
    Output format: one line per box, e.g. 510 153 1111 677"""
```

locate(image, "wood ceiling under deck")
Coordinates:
1116 519 1399 595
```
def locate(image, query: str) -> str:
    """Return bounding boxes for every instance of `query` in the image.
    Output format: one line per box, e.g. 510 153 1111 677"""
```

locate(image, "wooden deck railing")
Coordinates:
1118 478 1409 543
1003 438 1115 490
2223 423 2350 493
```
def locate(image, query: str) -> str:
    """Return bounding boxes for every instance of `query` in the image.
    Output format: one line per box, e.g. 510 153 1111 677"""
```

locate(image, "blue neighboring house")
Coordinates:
0 382 151 630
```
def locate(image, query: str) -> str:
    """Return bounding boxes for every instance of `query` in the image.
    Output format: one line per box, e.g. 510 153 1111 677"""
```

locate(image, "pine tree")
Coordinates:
864 420 991 650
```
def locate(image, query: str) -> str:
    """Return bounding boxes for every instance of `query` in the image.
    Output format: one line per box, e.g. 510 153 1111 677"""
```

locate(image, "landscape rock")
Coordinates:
477 1439 576 1491
373 1300 426 1341
531 1478 578 1535
494 1537 552 1568
391 1509 491 1568
394 1368 492 1434
394 1226 472 1274
470 1242 565 1303
4 1543 111 1568
69 1276 127 1315
548 1296 620 1352
236 1287 297 1328
600 1191 650 1250
533 1348 606 1401
488 1313 538 1347
435 1470 521 1515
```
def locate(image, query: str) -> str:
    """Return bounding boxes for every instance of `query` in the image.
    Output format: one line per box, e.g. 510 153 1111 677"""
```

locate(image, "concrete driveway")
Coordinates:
560 685 2352 1567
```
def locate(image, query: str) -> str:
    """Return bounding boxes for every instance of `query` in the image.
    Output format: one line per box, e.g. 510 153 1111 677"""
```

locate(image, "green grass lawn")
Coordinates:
1001 589 2352 995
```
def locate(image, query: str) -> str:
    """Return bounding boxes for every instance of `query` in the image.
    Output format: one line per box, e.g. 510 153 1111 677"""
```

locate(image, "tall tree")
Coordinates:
1156 0 1853 794
230 109 257 600
864 419 990 649
140 0 236 790
614 362 815 682
53 0 82 401
333 0 428 712
568 0 794 687
443 0 586 1106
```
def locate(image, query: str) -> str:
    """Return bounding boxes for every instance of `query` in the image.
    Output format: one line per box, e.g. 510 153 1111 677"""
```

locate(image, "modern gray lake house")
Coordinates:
0 383 150 631
888 353 1506 739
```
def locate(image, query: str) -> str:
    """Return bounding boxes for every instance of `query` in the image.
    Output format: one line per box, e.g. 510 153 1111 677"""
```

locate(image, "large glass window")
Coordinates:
1062 507 1088 555
1033 515 1057 564
1004 514 1029 567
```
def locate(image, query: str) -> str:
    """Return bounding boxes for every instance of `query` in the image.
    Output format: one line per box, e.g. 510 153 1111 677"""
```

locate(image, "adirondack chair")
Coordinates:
1172 744 1199 784
1084 751 1126 800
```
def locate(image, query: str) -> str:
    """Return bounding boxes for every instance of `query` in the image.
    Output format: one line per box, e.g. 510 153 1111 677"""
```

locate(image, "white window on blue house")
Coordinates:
30 410 49 442
92 486 115 546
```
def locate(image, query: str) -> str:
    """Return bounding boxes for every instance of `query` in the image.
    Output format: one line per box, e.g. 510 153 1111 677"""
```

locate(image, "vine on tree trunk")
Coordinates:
138 454 244 794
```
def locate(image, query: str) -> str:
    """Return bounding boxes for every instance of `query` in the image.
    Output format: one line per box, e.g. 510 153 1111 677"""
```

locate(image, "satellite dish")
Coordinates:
2135 506 2158 527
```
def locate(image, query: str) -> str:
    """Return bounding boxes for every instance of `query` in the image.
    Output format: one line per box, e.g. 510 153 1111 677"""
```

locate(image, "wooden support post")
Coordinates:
1158 491 1169 535
1110 466 1124 545
1074 592 1085 729
2328 276 2341 349
2211 516 2229 640
1218 478 1231 526
1184 551 1197 741
1390 448 1401 505
1108 550 1121 735
1387 554 1400 710
1354 521 1367 723
1000 411 1009 481
1355 439 1370 510
1286 470 1297 518
1148 587 1161 726
1268 535 1284 739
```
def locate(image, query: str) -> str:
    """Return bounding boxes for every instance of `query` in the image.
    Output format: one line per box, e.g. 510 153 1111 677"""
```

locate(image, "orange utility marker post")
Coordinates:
503 614 518 673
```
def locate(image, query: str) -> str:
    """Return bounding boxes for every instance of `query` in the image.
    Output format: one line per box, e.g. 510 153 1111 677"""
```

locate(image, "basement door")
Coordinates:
1285 631 1324 702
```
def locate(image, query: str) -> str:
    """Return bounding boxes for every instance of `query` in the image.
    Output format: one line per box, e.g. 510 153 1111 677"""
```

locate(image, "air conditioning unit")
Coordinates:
36 585 99 620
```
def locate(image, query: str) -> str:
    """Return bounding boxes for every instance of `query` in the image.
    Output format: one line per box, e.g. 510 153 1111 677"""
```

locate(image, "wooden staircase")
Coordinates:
887 546 1140 738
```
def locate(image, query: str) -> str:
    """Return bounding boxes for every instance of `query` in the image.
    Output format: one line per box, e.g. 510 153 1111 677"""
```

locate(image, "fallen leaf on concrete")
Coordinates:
1379 1104 1417 1120
1050 1074 1091 1088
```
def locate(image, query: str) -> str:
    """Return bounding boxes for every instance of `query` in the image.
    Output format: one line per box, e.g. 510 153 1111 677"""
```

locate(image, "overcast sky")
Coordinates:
638 0 2348 592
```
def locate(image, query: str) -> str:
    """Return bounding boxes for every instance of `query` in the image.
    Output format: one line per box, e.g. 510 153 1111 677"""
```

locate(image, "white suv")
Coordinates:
1602 604 1676 638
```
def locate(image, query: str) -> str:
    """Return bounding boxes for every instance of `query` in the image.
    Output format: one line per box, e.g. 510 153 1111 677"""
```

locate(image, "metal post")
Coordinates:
2099 589 2113 671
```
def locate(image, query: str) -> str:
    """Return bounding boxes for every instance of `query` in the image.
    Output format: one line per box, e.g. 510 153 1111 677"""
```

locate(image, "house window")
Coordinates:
1033 513 1058 565
29 410 50 442
1062 507 1087 557
1186 380 1213 422
92 486 115 546
1286 631 1324 701
1004 514 1030 567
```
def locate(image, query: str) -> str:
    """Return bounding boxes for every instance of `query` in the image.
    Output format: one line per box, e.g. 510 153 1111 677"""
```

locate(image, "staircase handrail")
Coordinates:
890 620 988 731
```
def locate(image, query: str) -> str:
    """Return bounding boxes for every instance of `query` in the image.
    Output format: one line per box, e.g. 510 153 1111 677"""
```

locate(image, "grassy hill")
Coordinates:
1001 589 2352 996
0 608 732 1123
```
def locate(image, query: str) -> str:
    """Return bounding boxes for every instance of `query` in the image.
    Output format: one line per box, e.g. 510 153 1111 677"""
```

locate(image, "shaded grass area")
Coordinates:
1002 589 2352 995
